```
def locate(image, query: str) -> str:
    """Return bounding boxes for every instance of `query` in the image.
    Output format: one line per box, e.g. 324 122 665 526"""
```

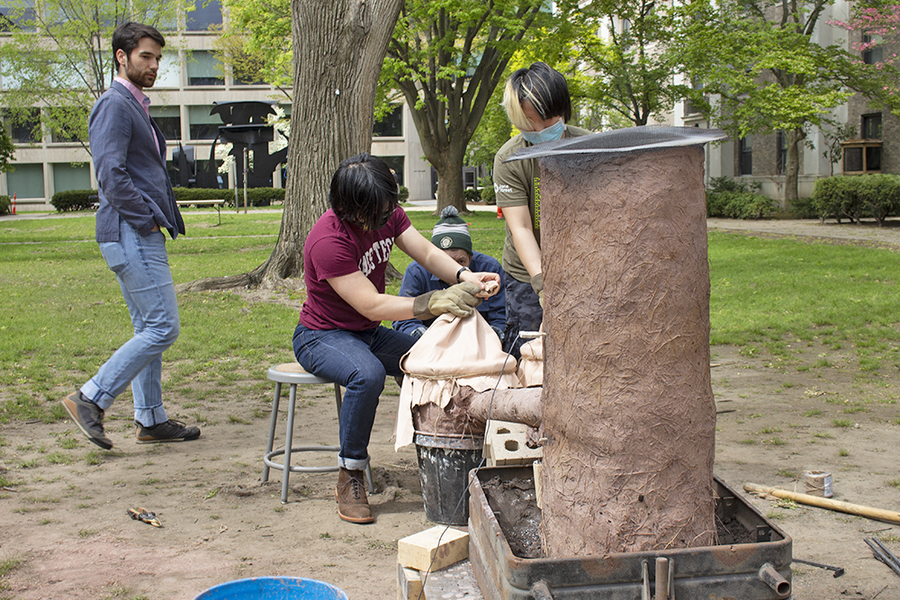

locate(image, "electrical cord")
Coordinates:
415 332 522 600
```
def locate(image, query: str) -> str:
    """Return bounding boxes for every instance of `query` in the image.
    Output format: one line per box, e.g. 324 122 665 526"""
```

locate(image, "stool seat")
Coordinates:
262 362 374 503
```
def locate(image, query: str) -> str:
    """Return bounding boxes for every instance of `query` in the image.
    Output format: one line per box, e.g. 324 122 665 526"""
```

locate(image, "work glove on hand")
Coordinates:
531 273 544 308
413 282 482 320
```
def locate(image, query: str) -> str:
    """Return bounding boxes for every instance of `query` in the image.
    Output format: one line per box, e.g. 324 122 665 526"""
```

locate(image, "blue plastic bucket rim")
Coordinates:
194 576 348 600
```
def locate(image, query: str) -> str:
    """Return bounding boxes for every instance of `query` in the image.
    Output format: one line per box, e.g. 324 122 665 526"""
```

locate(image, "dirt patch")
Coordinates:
1 343 899 599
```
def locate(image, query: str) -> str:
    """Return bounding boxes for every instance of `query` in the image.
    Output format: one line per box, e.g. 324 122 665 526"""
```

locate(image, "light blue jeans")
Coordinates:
80 220 179 427
293 324 415 471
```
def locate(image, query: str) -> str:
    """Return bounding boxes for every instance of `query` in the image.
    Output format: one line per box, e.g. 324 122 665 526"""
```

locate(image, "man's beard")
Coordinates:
125 63 155 88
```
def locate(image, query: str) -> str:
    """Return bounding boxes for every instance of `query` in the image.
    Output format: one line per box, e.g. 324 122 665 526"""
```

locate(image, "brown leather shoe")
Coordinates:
335 467 374 524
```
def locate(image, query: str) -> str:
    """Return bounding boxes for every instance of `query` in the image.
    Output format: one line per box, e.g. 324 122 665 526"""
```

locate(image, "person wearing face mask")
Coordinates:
493 62 591 359
293 153 500 524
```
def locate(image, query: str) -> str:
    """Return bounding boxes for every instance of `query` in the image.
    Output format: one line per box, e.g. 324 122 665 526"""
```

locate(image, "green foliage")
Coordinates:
0 128 15 173
50 189 97 213
706 177 776 219
479 176 496 205
559 0 680 126
811 175 900 225
220 0 292 93
673 0 900 199
0 0 191 150
398 186 410 204
383 0 551 207
0 195 9 216
464 188 481 203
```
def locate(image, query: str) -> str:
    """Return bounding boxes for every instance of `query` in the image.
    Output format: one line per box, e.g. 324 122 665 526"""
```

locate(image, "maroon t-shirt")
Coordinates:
299 207 411 331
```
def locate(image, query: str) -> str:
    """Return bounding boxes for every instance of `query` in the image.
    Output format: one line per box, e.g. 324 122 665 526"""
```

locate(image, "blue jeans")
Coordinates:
293 324 415 471
80 220 179 427
502 271 543 360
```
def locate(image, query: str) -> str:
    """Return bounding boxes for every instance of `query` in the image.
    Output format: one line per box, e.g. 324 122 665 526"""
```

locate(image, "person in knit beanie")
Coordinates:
394 206 506 339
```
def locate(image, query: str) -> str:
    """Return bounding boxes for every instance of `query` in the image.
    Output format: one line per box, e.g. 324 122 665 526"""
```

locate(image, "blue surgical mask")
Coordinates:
521 118 566 145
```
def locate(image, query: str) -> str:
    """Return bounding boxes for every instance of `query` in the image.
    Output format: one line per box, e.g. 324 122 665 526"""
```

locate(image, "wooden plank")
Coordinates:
397 564 424 600
398 526 469 573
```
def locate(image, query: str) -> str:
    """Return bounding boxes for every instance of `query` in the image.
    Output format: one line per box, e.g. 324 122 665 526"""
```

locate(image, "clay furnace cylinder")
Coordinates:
538 146 716 557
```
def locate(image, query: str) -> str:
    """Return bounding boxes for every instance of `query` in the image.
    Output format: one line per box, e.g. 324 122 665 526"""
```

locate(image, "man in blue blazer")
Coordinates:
62 22 200 449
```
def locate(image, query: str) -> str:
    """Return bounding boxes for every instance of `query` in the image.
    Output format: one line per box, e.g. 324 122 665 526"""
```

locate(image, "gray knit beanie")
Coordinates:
431 206 472 254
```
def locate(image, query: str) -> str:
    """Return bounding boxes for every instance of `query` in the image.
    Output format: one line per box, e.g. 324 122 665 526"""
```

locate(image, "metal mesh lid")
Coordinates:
506 125 728 162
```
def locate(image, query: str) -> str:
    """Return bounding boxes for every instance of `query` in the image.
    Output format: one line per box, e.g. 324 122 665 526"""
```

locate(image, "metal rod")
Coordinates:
655 558 669 600
865 538 900 578
793 557 845 578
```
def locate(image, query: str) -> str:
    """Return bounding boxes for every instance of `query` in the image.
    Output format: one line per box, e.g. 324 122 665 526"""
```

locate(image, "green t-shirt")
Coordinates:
493 125 591 283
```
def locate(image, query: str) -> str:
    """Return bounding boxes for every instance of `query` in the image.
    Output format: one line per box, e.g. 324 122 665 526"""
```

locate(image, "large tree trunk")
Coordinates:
538 147 717 558
432 140 469 215
784 127 805 205
181 0 402 292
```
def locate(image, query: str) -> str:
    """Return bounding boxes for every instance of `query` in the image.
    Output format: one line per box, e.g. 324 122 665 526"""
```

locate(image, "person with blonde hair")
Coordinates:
493 62 591 358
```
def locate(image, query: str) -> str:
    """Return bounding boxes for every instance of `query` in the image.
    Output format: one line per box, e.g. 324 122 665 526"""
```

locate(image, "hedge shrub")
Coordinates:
0 195 9 215
706 177 776 219
464 188 481 203
51 189 98 212
811 175 900 226
398 185 410 203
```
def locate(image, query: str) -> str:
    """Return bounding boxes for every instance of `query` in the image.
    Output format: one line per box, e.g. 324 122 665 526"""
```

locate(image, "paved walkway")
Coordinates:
706 217 900 249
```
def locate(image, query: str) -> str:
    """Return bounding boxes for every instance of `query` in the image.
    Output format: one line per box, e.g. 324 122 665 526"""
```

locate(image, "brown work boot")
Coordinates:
335 467 374 524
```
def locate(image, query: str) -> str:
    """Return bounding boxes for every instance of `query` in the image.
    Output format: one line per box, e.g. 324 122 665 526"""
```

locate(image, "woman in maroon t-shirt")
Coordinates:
293 153 499 524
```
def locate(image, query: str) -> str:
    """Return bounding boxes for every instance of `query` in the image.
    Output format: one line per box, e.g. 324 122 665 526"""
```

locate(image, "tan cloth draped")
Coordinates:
394 311 520 450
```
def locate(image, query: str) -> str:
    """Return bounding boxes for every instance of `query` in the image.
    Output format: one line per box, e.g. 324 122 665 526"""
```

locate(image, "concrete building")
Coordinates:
671 0 898 205
0 3 435 212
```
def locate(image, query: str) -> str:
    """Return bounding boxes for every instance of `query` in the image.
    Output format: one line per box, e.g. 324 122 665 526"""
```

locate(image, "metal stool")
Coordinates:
263 363 374 503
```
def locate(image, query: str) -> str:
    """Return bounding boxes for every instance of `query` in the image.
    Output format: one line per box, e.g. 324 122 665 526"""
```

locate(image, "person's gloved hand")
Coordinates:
531 273 544 308
413 282 482 319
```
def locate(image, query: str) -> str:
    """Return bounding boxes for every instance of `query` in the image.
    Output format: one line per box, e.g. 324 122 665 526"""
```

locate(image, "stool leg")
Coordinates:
364 463 374 495
281 383 297 503
334 383 375 494
262 381 282 483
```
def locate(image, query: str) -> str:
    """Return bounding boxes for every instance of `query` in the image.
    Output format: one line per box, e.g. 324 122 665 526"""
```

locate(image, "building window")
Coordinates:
53 163 91 192
842 140 882 174
187 51 224 86
188 105 220 140
862 34 883 65
186 0 222 32
151 106 181 140
776 130 786 176
7 163 44 198
378 155 405 186
373 104 403 137
7 108 40 143
155 52 181 88
862 113 882 139
738 136 752 176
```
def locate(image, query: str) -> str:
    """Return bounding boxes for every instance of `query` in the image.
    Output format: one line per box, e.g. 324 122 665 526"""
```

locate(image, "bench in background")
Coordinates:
176 199 224 226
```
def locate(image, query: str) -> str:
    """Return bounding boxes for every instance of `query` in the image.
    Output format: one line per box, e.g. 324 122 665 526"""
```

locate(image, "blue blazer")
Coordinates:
89 80 184 242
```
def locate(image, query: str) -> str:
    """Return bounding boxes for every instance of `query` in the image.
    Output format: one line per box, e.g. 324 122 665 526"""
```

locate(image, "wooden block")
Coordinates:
397 564 423 600
486 421 543 466
397 525 469 572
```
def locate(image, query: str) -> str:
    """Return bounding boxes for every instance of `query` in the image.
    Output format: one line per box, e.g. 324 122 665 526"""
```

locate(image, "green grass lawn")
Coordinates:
2 207 899 424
